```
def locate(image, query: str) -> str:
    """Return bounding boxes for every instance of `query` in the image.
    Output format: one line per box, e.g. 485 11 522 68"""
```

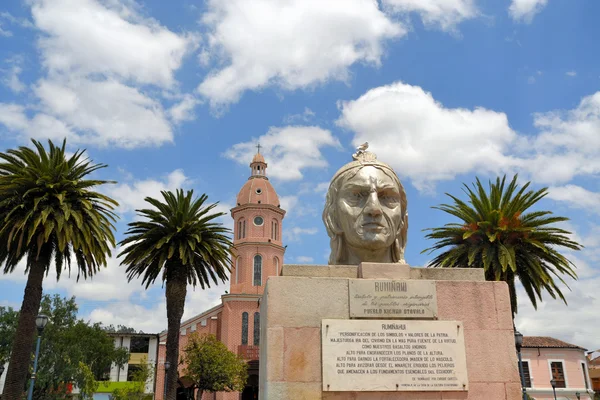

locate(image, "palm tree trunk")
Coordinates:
3 261 46 400
507 276 518 317
165 275 187 400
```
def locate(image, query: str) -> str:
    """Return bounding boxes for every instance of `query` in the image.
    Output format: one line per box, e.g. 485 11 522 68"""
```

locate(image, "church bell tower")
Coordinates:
230 148 286 294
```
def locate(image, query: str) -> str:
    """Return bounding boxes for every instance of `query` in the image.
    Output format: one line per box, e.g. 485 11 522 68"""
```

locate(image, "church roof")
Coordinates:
236 177 280 207
522 336 586 350
252 152 266 164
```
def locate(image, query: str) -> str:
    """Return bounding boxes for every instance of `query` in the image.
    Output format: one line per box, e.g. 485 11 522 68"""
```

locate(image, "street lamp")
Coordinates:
550 378 557 400
27 314 49 400
576 392 581 400
164 361 171 399
514 330 527 400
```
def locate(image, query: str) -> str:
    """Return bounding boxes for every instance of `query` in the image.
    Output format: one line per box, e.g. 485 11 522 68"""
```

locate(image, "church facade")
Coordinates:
155 151 286 400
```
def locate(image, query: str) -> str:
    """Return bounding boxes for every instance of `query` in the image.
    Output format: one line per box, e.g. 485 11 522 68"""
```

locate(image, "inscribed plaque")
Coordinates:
322 319 468 392
349 280 437 319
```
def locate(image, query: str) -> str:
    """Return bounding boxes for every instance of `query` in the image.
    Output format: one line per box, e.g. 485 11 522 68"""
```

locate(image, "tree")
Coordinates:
182 334 247 398
103 324 140 334
119 189 232 400
0 139 118 398
423 175 582 315
0 305 19 364
0 294 129 399
109 357 153 400
78 362 99 400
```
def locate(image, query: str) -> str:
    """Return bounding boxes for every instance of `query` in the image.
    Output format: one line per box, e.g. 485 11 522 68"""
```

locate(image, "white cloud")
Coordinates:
296 256 314 263
0 0 199 149
0 11 35 29
337 81 516 191
224 126 342 181
509 0 549 23
524 91 600 184
284 107 316 124
0 103 76 141
0 103 29 131
279 196 299 214
0 25 11 37
34 77 173 148
86 283 226 334
197 0 404 105
168 94 200 124
2 63 25 93
566 70 577 77
284 226 318 242
107 169 190 215
31 0 196 87
382 0 478 31
548 185 600 213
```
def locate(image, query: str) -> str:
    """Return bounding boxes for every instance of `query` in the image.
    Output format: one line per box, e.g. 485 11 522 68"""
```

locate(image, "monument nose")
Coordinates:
364 192 383 216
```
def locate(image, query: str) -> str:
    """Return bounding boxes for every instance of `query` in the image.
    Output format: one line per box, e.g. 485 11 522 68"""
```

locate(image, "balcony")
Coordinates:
238 345 260 361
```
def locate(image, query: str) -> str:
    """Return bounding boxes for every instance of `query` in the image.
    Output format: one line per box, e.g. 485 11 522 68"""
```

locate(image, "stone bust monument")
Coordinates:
323 146 408 265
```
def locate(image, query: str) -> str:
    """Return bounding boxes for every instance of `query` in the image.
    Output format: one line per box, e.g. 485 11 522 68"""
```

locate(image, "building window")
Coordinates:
129 337 149 354
237 219 246 239
253 312 260 346
274 257 279 276
242 312 248 345
582 362 590 389
254 216 264 226
127 365 143 381
522 361 531 387
271 220 278 240
550 361 566 388
235 257 240 284
253 255 262 286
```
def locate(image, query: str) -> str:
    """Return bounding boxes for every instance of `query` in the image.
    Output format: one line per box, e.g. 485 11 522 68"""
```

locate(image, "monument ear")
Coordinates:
394 212 408 262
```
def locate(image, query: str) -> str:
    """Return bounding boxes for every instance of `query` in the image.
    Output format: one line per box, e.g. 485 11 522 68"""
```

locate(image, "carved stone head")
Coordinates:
323 151 408 265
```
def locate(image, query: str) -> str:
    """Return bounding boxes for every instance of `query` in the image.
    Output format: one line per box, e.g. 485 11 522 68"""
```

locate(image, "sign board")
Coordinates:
322 319 468 392
349 280 437 319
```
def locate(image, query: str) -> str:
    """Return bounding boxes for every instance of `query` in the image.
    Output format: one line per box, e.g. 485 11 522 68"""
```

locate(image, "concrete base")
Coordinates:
259 264 521 400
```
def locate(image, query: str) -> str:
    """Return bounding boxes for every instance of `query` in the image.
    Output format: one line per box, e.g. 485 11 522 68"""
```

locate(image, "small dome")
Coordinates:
252 153 266 164
236 178 280 207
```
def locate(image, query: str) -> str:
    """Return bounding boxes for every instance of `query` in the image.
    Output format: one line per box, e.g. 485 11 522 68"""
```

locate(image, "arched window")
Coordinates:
274 257 279 276
253 255 262 286
235 257 241 284
241 312 248 345
253 312 260 346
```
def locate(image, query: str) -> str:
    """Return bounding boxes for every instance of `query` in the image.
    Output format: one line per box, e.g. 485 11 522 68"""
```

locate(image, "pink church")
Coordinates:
155 151 285 400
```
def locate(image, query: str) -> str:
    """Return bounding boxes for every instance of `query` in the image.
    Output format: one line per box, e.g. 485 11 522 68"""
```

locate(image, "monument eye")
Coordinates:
254 216 264 226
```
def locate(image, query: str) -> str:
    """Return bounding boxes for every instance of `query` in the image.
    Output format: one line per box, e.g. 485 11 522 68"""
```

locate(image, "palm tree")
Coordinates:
118 189 232 400
423 175 582 316
0 139 118 398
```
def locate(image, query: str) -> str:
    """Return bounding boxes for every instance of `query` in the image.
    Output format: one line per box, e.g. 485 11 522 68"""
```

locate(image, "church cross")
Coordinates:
256 142 262 154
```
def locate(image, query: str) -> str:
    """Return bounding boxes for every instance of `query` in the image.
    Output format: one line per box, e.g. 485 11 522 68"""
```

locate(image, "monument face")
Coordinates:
323 146 408 265
321 319 468 392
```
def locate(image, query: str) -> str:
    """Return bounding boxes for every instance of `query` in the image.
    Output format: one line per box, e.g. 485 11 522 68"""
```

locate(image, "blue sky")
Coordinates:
0 0 599 350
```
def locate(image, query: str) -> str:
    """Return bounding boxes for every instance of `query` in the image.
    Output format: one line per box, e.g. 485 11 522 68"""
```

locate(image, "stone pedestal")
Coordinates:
259 264 522 400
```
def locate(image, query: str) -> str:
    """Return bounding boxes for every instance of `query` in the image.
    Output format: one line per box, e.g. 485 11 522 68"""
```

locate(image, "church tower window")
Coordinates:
253 312 260 346
242 312 248 345
271 220 278 240
253 255 262 286
235 257 240 284
237 219 246 239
